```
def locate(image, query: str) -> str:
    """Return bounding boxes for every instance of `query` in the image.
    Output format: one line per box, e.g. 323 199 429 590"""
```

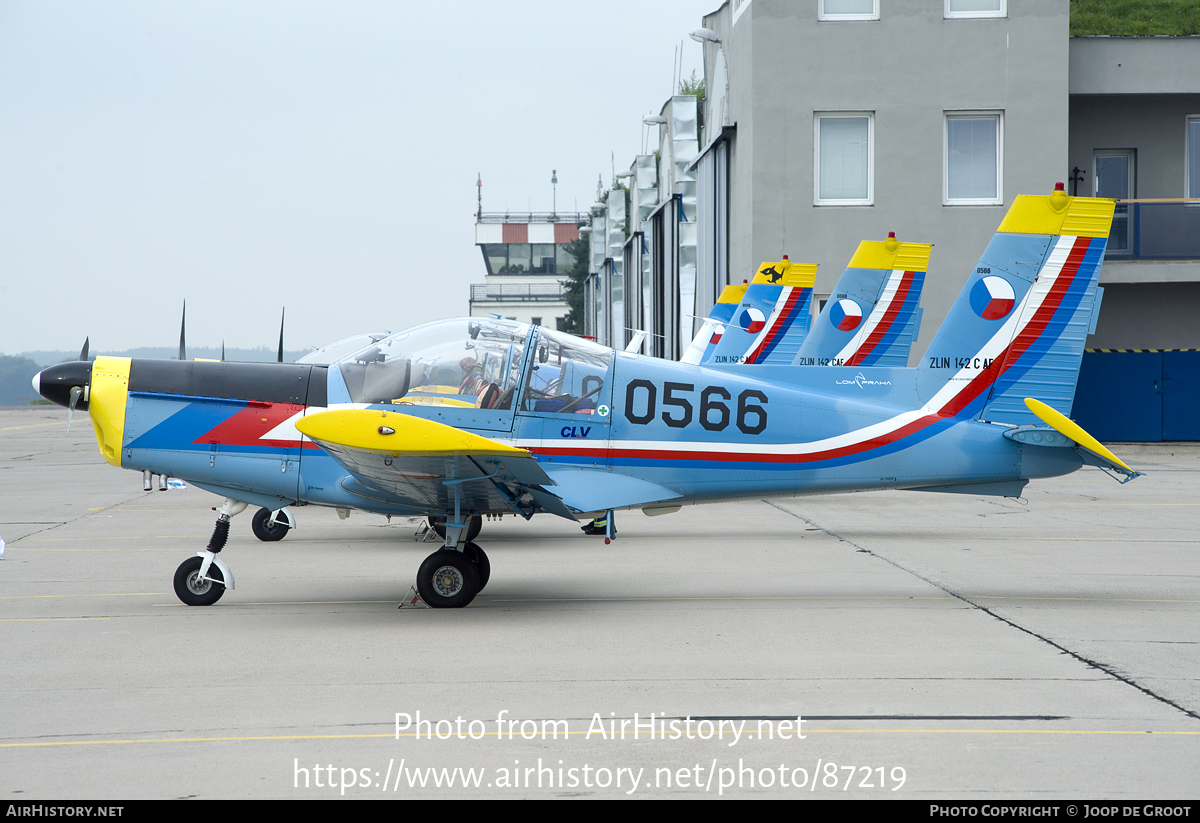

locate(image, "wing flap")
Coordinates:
543 468 682 514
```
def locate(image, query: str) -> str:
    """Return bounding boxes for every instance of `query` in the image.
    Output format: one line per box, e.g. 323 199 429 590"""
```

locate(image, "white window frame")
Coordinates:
944 0 1006 19
943 111 1003 206
814 112 874 206
1187 115 1200 198
818 0 879 22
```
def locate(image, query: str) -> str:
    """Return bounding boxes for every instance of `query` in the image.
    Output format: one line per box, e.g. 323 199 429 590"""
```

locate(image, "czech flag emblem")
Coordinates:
969 275 1015 320
830 299 862 332
739 307 766 333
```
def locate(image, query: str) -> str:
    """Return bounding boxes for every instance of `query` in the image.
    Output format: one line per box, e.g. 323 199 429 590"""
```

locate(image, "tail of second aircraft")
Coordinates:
794 233 930 367
916 185 1114 426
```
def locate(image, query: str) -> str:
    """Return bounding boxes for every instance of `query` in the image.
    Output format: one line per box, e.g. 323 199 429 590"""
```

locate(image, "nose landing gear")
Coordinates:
172 497 246 606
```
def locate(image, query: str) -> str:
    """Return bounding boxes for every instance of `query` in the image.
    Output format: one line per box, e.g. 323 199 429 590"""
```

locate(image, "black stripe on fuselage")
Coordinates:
128 360 328 407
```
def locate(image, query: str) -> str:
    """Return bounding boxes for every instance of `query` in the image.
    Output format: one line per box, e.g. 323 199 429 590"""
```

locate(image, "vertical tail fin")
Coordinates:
682 281 747 364
794 234 930 367
701 257 817 365
916 187 1114 424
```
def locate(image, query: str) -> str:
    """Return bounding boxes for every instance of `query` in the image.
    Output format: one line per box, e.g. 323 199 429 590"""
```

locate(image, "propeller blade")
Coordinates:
178 300 187 361
78 337 89 362
67 386 83 434
277 307 285 363
221 341 226 362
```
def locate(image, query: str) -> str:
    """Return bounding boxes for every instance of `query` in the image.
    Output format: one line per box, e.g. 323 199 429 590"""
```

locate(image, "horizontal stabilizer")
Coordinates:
1024 398 1141 482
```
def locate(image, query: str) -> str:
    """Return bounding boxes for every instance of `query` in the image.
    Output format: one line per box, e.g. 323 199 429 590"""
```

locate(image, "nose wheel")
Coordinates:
173 556 226 606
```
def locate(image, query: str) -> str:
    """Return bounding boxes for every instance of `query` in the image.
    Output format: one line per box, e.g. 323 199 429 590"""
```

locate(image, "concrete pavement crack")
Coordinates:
763 498 1200 722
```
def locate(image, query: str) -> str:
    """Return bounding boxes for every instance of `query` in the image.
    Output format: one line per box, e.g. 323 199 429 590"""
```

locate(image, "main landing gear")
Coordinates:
251 506 294 541
173 497 244 606
415 509 490 608
416 542 490 608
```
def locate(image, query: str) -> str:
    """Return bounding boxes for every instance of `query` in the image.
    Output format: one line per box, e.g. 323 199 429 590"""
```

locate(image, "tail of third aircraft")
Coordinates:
917 185 1114 426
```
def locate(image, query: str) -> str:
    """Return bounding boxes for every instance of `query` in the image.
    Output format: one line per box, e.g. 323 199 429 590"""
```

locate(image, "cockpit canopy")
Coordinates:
335 318 611 414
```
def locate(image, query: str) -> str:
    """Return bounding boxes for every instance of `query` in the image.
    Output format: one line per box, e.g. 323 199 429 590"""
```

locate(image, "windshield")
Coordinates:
519 327 612 414
337 318 531 408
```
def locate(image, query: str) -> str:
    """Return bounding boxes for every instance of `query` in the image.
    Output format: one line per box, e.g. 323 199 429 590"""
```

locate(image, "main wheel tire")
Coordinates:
461 542 491 591
251 508 290 542
428 514 482 542
416 549 480 608
173 556 226 606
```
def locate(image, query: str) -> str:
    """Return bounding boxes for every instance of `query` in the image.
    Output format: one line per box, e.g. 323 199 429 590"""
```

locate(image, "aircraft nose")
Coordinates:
33 361 92 410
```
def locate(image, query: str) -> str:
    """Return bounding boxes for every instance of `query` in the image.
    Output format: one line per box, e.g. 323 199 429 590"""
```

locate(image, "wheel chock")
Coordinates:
398 586 430 609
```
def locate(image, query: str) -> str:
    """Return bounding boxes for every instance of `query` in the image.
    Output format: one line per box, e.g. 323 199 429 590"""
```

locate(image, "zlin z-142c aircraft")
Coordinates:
34 186 1140 609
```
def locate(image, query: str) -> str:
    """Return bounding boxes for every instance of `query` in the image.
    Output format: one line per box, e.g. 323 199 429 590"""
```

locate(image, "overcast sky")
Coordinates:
0 0 708 355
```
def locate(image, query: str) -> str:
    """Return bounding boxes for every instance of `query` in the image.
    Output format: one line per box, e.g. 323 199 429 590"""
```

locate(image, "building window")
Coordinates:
1188 116 1200 198
818 0 878 21
1094 150 1135 200
815 114 873 205
944 113 1002 205
944 0 1006 18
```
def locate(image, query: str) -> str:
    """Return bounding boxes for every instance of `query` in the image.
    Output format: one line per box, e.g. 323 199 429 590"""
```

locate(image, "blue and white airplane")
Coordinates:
33 186 1137 608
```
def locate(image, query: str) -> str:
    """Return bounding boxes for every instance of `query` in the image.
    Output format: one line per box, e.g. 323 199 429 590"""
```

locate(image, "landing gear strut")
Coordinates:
173 497 245 606
414 477 489 608
428 514 482 542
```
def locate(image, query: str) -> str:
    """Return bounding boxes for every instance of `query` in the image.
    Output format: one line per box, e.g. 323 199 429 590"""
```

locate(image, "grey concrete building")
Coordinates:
1068 36 1200 352
581 1 1199 438
587 1 1200 347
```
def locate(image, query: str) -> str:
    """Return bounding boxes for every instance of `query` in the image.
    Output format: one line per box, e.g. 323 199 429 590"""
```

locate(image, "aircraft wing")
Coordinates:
295 409 578 520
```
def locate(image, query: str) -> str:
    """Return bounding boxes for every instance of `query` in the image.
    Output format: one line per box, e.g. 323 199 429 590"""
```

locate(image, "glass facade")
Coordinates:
481 243 575 275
